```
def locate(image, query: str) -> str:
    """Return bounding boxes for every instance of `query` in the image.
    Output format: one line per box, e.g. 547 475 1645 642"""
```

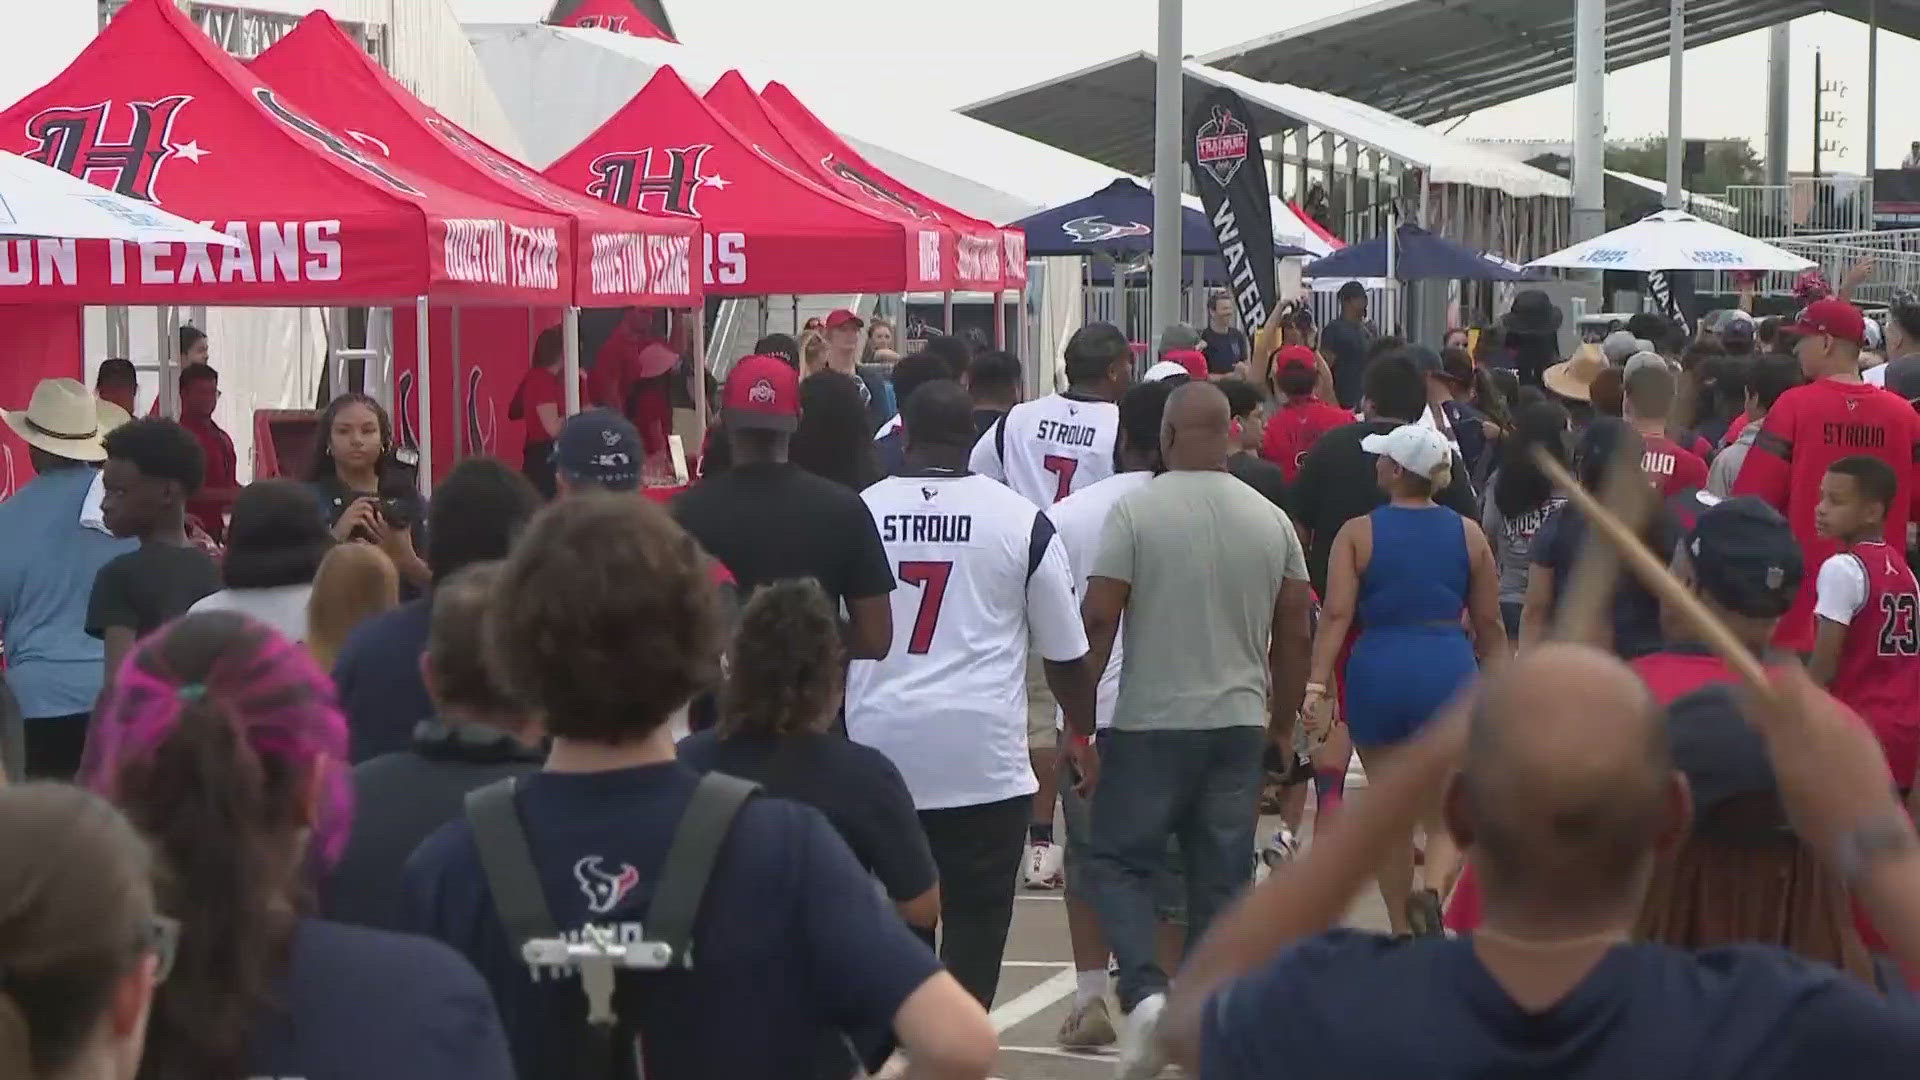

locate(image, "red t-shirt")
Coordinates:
1723 413 1750 448
1732 378 1920 650
180 413 237 542
1261 396 1353 482
1641 433 1709 496
1816 540 1920 788
510 366 564 447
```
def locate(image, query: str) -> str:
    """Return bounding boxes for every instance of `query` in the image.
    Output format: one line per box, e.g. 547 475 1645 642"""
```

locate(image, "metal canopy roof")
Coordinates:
964 53 1568 194
1198 0 1916 125
967 2 1918 136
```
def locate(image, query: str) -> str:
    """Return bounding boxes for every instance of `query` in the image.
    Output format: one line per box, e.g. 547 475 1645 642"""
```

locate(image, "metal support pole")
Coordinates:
1345 139 1360 238
690 305 708 458
1294 126 1309 202
943 289 955 332
1384 207 1398 337
994 291 1006 348
1665 0 1685 209
1868 0 1879 171
1572 0 1606 242
451 307 464 458
1017 283 1029 369
1766 24 1791 187
414 296 432 495
1150 0 1184 347
158 307 178 418
756 296 769 338
562 306 581 415
1814 50 1824 180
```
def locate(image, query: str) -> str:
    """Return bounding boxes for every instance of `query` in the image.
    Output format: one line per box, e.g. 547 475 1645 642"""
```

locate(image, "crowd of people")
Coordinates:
7 281 1920 1080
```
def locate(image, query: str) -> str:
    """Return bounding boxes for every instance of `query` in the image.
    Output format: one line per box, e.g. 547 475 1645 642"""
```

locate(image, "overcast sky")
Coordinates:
12 1 1914 175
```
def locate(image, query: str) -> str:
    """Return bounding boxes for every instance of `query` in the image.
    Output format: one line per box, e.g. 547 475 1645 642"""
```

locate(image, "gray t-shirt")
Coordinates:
1479 482 1563 606
1092 470 1308 731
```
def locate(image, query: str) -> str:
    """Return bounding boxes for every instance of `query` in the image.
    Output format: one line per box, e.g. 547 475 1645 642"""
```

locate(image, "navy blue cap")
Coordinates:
554 408 642 492
1685 494 1802 618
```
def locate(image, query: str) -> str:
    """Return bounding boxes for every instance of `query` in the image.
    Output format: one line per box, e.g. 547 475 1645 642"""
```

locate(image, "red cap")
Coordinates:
721 355 800 432
1163 348 1208 382
1274 344 1318 372
1785 297 1866 345
824 308 864 331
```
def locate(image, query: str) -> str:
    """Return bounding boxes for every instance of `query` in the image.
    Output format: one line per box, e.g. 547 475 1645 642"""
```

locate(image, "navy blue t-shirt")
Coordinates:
249 918 513 1080
333 598 434 763
1204 931 1920 1079
402 762 941 1079
1532 503 1676 659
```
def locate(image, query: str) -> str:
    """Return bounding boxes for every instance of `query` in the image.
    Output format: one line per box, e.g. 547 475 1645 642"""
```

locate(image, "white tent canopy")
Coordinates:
0 150 242 246
1528 209 1815 273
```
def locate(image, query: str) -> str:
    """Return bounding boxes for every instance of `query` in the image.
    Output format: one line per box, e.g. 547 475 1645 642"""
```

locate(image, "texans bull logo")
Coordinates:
464 366 496 457
574 856 640 915
1061 216 1150 245
822 154 937 221
1194 104 1250 187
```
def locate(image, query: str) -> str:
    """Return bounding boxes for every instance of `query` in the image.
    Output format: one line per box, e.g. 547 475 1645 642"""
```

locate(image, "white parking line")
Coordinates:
988 966 1075 1033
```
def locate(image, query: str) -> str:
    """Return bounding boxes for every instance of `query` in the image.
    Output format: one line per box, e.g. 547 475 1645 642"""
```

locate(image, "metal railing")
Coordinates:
1723 178 1875 239
1704 227 1920 305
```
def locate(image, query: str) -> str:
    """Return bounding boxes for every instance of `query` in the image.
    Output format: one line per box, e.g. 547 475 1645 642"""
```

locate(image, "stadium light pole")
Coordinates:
1151 0 1183 346
1665 0 1685 209
1572 0 1606 243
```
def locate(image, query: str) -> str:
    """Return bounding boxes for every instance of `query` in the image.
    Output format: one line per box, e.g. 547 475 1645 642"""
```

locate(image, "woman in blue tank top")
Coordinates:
1302 423 1508 935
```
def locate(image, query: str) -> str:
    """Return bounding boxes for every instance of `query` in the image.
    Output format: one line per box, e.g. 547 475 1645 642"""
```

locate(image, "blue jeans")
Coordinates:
1088 726 1264 1010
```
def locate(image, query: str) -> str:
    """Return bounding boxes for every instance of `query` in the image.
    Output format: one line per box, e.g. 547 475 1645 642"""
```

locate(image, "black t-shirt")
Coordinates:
248 918 513 1080
1319 317 1376 409
973 408 1008 439
1203 931 1920 1079
85 542 221 639
332 598 436 763
1227 452 1289 513
1289 419 1479 593
1201 326 1251 374
1532 503 1676 660
677 730 936 903
673 462 896 611
402 762 941 1080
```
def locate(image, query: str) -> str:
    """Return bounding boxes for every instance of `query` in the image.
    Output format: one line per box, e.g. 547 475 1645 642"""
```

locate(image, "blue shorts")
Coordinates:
1343 627 1476 748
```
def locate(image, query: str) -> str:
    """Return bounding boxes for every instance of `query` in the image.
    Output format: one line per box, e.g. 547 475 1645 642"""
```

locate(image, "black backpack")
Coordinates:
464 772 758 1079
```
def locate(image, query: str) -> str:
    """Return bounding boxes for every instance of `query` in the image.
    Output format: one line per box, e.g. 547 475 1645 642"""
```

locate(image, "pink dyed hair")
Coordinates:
82 611 354 869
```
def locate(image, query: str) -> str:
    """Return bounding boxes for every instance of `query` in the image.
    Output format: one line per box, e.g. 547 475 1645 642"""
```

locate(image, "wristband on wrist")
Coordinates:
1304 682 1328 696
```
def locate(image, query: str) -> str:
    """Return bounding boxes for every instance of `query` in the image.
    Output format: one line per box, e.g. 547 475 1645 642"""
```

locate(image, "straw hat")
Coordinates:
3 378 111 461
1543 343 1608 402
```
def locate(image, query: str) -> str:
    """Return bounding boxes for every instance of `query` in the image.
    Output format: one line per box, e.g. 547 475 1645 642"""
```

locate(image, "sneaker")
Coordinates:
1057 994 1117 1049
1261 826 1298 868
1023 838 1065 890
1116 992 1167 1079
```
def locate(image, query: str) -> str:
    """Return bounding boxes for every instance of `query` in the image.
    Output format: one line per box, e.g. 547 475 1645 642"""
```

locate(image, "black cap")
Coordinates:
1884 356 1920 403
1685 495 1803 618
554 408 642 492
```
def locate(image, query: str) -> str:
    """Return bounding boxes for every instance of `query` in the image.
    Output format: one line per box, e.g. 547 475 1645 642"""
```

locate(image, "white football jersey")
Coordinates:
1046 471 1153 731
846 471 1089 810
970 391 1119 506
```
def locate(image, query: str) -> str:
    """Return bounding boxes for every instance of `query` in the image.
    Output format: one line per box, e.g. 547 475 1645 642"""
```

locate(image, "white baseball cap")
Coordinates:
1143 360 1192 383
1361 423 1452 478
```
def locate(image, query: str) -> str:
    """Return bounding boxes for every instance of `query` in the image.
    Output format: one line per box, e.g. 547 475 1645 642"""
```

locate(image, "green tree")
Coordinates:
1602 138 1765 226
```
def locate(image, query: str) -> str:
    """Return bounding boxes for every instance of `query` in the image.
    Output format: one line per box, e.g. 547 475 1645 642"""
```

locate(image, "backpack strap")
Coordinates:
645 772 758 966
464 777 559 948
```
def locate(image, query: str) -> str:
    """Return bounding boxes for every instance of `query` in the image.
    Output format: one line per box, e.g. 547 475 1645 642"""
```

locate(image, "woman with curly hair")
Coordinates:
81 611 511 1080
680 579 939 932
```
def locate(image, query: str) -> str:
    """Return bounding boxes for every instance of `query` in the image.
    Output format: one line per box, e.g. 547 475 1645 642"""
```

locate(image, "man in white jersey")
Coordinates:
850 380 1098 1008
1045 379 1181 1050
972 321 1131 890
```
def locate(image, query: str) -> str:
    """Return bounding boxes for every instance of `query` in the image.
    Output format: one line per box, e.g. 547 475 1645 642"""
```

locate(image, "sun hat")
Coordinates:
3 378 110 462
1542 343 1608 402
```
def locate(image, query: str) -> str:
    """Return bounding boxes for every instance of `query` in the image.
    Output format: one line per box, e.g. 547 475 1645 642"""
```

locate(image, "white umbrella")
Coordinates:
1526 209 1813 273
0 149 242 247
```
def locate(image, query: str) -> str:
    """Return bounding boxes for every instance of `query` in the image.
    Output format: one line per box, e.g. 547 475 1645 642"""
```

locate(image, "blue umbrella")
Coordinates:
1017 178 1310 259
1304 223 1538 282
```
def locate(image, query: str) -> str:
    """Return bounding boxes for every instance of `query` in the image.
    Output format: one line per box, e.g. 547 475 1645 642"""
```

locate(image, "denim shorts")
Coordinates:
1058 750 1187 922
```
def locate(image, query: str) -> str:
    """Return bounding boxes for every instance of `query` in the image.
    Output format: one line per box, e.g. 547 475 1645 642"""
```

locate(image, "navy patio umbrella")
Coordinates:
1304 223 1539 282
1017 178 1310 259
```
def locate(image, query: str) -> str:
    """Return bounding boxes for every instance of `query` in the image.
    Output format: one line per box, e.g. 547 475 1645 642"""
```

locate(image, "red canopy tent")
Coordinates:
251 13 698 311
702 72 997 293
549 0 676 41
544 66 954 296
0 0 574 487
758 78 1028 294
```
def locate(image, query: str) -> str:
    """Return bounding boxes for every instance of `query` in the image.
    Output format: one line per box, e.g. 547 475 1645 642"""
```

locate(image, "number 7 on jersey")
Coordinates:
897 560 954 654
1042 454 1078 503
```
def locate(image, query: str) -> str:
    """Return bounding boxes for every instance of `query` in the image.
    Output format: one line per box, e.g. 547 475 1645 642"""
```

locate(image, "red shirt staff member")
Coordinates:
176 364 237 544
507 326 585 501
1261 344 1353 483
1734 297 1920 650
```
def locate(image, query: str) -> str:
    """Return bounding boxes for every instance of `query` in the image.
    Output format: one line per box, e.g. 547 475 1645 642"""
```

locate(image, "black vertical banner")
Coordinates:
1187 87 1278 332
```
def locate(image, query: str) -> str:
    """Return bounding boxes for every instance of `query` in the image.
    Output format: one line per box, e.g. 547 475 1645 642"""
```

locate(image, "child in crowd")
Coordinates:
85 418 222 692
1811 455 1920 797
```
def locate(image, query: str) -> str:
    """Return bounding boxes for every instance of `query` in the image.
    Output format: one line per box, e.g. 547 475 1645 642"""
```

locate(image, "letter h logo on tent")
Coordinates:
586 145 715 218
25 95 193 202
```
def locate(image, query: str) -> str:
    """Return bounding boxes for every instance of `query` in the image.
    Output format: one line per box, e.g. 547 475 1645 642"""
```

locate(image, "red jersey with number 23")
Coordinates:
1815 540 1920 788
1733 378 1920 650
969 391 1118 507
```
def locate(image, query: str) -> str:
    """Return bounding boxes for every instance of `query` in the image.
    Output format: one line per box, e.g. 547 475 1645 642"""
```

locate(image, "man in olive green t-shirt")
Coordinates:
1079 382 1313 1076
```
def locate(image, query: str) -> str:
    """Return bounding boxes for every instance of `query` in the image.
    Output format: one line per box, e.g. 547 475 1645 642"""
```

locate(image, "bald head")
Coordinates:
1161 381 1232 471
1450 645 1685 920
